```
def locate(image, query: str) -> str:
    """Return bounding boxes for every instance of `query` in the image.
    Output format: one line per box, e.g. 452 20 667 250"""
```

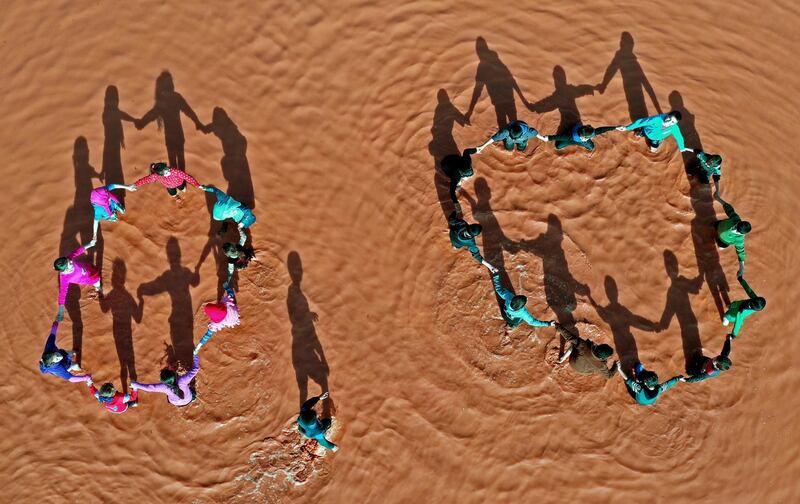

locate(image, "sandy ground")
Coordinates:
1 1 799 502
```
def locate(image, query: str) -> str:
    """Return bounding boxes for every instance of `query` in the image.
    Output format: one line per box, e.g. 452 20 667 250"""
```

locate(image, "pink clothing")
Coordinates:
89 385 138 414
208 293 240 332
90 186 120 215
58 247 100 305
134 168 200 189
132 355 200 407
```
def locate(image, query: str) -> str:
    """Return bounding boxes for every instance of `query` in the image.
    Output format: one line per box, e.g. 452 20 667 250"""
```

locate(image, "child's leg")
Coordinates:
194 329 216 354
516 139 528 151
504 138 515 150
167 186 179 197
178 181 187 193
580 140 596 151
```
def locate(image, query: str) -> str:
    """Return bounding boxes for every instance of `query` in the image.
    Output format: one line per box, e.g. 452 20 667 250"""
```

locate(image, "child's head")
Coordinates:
666 110 682 125
150 162 169 175
41 351 63 366
705 154 723 169
736 221 752 234
578 125 596 140
98 383 116 397
593 344 614 360
509 122 524 139
466 224 482 238
300 409 318 425
160 369 177 386
53 257 70 272
510 295 527 311
714 356 732 371
745 297 766 311
222 242 239 259
641 370 659 389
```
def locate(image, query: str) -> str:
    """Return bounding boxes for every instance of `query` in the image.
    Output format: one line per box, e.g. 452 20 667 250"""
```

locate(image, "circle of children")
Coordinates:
40 154 337 450
444 111 765 406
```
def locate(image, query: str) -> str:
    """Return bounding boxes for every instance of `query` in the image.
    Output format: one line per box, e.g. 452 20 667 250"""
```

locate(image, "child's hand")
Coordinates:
320 392 330 400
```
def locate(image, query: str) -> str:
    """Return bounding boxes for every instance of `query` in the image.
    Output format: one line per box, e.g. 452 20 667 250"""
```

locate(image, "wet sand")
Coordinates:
1 1 799 502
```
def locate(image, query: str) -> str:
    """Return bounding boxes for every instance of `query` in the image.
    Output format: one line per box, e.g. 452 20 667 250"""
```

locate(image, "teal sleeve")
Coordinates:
696 152 707 163
492 275 513 303
625 116 655 131
521 309 550 327
731 310 745 337
491 128 509 142
738 277 758 299
722 202 739 220
685 374 708 383
671 126 686 151
659 376 682 393
107 184 125 191
735 243 746 263
468 244 484 263
626 378 642 394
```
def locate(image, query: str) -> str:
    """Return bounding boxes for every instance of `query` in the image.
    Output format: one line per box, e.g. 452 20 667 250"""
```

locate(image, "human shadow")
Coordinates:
136 71 205 170
203 107 255 209
195 195 229 299
101 85 135 207
287 251 331 418
59 137 103 362
462 178 516 310
658 250 703 372
528 65 595 135
669 90 730 317
100 259 143 392
512 214 590 333
597 32 662 121
587 276 658 370
138 237 199 368
465 36 528 129
430 89 469 219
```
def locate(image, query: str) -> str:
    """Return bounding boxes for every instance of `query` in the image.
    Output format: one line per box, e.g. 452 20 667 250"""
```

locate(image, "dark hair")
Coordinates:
151 162 169 175
99 383 116 397
510 295 527 310
222 242 239 258
669 110 683 121
706 154 723 169
509 122 524 139
641 371 659 389
716 356 732 371
467 224 482 238
747 297 767 311
737 221 752 234
578 125 595 139
300 409 317 424
53 257 69 271
160 369 184 400
594 344 613 360
41 351 61 366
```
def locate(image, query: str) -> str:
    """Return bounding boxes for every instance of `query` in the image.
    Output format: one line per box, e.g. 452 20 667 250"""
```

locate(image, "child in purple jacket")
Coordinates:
131 354 200 407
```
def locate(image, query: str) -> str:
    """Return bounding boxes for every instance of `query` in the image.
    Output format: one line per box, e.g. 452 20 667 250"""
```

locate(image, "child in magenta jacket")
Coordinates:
54 241 102 322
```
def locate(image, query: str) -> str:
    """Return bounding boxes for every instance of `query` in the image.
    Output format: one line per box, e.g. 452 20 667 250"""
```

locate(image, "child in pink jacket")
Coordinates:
54 241 101 322
134 162 201 197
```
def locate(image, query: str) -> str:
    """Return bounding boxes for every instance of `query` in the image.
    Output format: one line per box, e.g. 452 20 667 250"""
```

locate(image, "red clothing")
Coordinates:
134 168 200 189
89 385 138 414
58 246 100 305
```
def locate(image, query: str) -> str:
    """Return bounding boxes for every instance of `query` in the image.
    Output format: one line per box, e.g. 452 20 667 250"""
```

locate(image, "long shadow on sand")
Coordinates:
465 36 529 129
587 276 659 371
597 32 662 122
512 214 590 334
138 237 199 368
669 90 730 318
101 85 136 207
136 70 205 170
287 251 331 418
528 65 595 135
429 89 469 219
59 136 103 363
100 258 143 392
658 250 703 372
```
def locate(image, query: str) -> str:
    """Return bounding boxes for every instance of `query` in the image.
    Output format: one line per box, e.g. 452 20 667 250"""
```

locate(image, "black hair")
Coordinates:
578 125 595 139
594 344 613 360
737 221 752 234
467 224 482 238
510 295 527 310
717 356 732 371
669 110 683 121
151 162 169 175
641 370 659 389
160 369 184 400
509 122 524 139
53 257 69 271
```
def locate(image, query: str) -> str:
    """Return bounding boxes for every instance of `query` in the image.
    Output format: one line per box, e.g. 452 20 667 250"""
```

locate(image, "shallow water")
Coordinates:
1 0 799 502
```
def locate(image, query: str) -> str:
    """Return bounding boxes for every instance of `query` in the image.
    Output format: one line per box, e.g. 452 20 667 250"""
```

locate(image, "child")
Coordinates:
298 392 338 452
476 120 548 153
131 354 200 407
200 184 256 246
694 151 723 190
90 184 137 242
491 273 555 329
617 111 694 153
714 193 751 277
194 286 241 354
54 241 102 322
89 382 138 414
447 210 491 267
723 277 766 338
39 321 92 382
546 124 619 152
134 162 201 197
618 362 683 405
556 324 618 379
686 335 732 383
222 242 255 284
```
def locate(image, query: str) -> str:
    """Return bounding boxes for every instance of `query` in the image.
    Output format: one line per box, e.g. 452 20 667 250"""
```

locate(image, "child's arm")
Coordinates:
180 170 202 188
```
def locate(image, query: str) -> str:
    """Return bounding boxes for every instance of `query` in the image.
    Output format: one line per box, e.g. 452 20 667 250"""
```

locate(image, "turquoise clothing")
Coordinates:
625 376 681 405
491 274 551 328
716 202 746 262
696 152 722 181
205 186 256 228
298 396 337 451
448 212 483 263
686 337 731 383
624 114 687 151
492 121 539 151
724 277 761 337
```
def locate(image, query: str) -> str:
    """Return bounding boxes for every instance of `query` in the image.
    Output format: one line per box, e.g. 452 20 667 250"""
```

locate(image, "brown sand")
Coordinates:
1 1 799 502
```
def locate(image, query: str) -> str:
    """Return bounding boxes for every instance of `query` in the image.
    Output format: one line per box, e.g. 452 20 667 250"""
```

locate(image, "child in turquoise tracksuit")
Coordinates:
546 124 619 152
723 277 765 338
491 273 555 328
447 211 484 263
714 194 751 277
619 111 694 153
618 362 683 405
200 185 256 246
477 120 547 153
686 335 732 383
298 393 338 452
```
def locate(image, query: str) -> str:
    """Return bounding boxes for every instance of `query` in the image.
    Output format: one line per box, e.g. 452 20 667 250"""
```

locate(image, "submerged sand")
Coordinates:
1 1 799 502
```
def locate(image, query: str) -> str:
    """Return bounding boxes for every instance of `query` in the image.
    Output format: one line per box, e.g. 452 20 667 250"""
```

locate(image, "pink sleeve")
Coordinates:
181 355 201 385
68 246 86 260
132 382 169 394
180 171 201 187
135 173 157 187
58 275 70 305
